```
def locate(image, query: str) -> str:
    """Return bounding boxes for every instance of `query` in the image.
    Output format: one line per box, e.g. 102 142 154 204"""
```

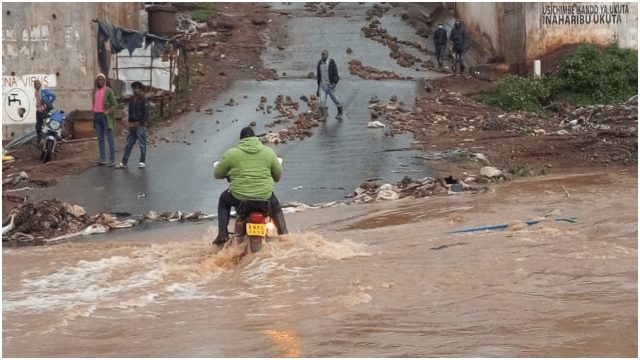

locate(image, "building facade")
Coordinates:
2 2 142 139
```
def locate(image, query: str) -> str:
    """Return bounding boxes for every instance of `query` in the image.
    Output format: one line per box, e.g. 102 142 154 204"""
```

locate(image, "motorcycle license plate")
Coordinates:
246 223 266 236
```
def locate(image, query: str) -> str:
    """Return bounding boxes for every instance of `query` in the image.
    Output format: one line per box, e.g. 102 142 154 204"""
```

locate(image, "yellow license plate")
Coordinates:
246 223 267 236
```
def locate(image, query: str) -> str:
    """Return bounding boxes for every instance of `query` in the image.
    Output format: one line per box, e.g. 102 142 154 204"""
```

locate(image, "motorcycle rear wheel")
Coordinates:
249 236 263 252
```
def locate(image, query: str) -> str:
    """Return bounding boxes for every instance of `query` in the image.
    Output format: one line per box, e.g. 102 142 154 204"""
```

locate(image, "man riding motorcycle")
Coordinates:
213 127 288 246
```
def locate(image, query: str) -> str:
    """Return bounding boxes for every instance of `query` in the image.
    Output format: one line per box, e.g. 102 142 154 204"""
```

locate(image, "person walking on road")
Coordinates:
92 73 118 167
34 79 56 145
316 50 343 120
116 81 148 169
433 23 448 67
450 20 467 76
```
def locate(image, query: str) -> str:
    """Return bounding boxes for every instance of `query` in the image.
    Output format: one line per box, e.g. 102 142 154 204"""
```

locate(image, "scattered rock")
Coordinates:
480 166 504 178
346 47 353 54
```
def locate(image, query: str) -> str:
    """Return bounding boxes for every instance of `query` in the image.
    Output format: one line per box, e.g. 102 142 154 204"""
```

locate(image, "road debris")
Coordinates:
349 59 403 80
347 175 486 204
2 199 216 246
260 93 325 144
445 216 578 234
367 121 386 128
3 171 28 186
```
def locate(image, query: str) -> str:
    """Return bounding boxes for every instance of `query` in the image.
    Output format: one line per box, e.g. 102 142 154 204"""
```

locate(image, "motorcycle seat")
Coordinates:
237 199 271 217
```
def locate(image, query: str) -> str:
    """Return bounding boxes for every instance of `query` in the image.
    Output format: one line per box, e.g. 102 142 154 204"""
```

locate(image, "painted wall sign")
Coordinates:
541 3 631 26
2 74 56 125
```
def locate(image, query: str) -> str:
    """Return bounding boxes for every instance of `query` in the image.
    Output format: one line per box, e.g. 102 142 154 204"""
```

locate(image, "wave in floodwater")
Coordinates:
2 230 370 321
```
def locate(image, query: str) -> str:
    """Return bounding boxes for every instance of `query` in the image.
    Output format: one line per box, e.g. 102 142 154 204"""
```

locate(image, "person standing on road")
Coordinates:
433 23 448 67
116 81 148 169
33 79 56 145
316 50 343 120
450 20 466 75
92 73 118 167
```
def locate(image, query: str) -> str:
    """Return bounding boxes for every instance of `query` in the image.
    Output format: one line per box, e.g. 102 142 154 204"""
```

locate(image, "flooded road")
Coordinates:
3 170 637 356
29 2 438 214
3 3 637 357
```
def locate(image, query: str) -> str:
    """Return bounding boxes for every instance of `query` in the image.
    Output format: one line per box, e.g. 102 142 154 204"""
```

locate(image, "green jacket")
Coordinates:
214 137 282 201
92 87 118 128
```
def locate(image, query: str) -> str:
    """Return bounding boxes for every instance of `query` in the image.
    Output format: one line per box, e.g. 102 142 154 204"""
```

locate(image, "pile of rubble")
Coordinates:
260 94 325 144
304 2 337 17
256 68 280 81
349 59 404 80
347 175 487 204
559 95 638 135
420 59 451 74
3 199 214 246
361 19 427 68
2 171 54 191
365 3 392 20
367 95 413 135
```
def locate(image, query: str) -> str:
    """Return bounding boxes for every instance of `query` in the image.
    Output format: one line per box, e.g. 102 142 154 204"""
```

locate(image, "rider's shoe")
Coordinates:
213 232 229 246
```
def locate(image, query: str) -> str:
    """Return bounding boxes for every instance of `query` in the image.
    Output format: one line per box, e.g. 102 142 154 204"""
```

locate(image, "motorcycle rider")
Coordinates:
213 127 288 246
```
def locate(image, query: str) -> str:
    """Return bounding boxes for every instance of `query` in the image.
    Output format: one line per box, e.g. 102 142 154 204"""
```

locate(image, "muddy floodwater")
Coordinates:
3 170 637 357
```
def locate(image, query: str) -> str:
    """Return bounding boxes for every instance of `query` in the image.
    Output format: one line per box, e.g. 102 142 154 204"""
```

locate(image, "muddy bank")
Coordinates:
404 87 637 176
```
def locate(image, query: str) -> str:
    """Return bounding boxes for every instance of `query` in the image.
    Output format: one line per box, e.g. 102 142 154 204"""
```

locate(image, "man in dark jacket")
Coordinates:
116 81 148 169
316 50 343 119
433 24 447 67
450 20 466 75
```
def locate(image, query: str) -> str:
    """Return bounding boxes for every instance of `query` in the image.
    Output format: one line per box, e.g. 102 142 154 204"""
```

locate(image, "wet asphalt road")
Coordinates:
32 2 443 215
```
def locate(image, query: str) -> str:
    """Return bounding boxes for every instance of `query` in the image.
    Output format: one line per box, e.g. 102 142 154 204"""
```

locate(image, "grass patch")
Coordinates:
190 3 215 22
477 44 637 114
477 76 554 115
508 162 533 177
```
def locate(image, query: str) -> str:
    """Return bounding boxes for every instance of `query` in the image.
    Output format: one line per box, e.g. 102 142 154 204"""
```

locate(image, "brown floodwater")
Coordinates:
3 170 637 357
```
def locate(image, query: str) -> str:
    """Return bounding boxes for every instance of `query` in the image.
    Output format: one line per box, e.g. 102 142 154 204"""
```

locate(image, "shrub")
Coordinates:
476 76 553 114
558 44 637 104
477 43 637 112
508 163 532 177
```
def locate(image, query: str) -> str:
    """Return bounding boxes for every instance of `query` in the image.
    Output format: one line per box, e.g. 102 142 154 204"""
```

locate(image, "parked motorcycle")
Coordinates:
40 110 66 163
213 158 284 253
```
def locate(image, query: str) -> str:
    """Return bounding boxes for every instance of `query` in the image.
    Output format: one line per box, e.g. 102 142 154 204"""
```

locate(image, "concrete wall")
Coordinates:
2 2 142 138
455 2 504 56
503 3 526 66
523 2 638 64
456 2 637 69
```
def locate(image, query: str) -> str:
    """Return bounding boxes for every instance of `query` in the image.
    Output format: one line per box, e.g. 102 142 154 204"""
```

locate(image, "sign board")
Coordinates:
541 3 631 26
2 74 57 125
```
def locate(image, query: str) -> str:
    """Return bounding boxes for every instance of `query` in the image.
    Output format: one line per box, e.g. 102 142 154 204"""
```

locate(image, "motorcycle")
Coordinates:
40 110 66 163
213 158 284 253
